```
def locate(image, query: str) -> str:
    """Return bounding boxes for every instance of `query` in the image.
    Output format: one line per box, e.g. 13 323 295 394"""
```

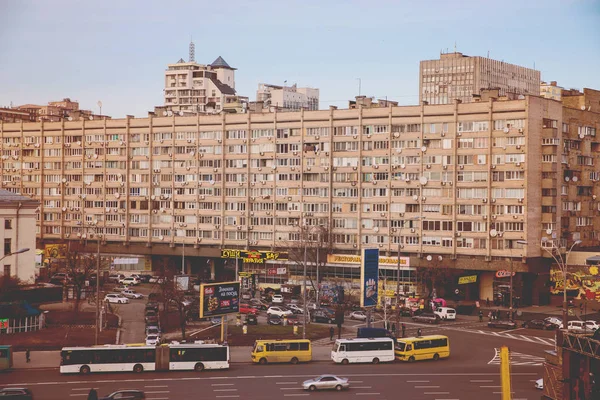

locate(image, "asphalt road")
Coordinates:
1 329 546 400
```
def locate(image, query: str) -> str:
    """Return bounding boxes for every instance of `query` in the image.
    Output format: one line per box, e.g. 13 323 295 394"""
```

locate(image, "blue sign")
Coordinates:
361 248 379 307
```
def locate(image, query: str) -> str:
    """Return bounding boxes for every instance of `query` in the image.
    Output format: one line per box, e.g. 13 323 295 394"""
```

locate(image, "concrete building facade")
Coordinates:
419 52 541 105
256 83 319 112
541 81 564 101
1 91 599 303
0 189 38 283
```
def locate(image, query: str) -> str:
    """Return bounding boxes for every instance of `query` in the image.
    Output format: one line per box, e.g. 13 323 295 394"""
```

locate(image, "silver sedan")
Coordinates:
302 375 350 391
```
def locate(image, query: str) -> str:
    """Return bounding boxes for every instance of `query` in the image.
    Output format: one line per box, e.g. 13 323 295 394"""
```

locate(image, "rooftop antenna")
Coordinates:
454 41 457 53
487 51 490 58
189 36 195 63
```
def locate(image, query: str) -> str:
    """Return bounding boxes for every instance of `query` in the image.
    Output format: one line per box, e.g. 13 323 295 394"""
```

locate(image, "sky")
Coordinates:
0 0 599 118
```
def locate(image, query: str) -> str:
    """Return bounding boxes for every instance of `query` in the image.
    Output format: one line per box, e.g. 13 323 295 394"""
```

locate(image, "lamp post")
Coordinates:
0 247 30 264
302 222 308 339
541 238 581 329
509 240 528 320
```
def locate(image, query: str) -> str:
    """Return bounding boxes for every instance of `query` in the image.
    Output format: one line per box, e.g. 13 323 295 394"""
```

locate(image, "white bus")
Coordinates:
331 338 395 365
60 343 229 374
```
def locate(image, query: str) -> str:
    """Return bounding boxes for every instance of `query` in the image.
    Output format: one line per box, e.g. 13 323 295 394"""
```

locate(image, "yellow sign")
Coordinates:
144 258 152 271
44 244 67 259
327 253 410 267
458 275 477 284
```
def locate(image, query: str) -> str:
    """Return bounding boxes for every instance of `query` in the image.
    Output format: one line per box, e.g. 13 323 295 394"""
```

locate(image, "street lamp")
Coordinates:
541 237 581 329
0 247 30 263
509 240 528 320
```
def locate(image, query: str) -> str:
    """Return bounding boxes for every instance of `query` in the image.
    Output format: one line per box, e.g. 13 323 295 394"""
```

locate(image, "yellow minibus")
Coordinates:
394 335 450 362
251 339 312 365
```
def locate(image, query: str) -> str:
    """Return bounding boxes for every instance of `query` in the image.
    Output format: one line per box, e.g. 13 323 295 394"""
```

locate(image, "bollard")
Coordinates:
242 323 248 335
293 322 298 335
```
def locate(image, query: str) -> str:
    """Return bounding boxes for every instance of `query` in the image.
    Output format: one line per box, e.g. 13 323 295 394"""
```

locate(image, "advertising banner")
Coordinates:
221 249 288 264
458 275 478 284
360 248 379 307
199 281 240 318
44 244 67 259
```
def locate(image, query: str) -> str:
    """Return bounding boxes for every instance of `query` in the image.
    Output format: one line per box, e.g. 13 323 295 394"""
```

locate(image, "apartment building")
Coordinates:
540 81 564 101
1 90 598 303
0 108 35 123
419 52 541 104
255 83 319 112
16 98 108 122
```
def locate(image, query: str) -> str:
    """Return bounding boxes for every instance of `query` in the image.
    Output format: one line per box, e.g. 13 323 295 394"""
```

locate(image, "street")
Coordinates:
1 327 546 399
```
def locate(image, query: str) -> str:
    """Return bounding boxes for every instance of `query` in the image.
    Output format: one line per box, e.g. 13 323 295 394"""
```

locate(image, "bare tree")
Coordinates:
158 263 189 340
416 256 462 304
63 246 97 318
0 275 22 302
281 221 334 303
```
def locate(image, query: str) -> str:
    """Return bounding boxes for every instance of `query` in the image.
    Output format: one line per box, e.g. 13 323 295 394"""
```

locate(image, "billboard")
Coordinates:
221 249 288 264
360 248 379 307
199 281 240 318
44 244 67 259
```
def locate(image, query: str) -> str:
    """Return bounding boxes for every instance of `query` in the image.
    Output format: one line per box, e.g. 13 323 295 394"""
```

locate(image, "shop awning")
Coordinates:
586 255 600 265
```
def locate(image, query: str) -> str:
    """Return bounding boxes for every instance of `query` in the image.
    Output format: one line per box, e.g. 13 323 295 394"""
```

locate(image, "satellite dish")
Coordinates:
546 229 553 235
490 229 498 238
421 146 427 152
163 111 168 116
97 101 103 108
573 176 578 182
419 176 428 185
581 106 586 110
178 111 184 116
167 111 173 116
426 255 433 261
503 127 510 133
565 176 570 182
68 117 73 121
89 116 94 120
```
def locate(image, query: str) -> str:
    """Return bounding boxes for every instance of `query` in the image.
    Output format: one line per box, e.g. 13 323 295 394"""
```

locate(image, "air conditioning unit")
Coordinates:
516 162 521 167
441 182 446 186
410 228 415 233
516 145 521 149
518 128 524 133
491 165 496 169
459 165 464 169
457 132 462 136
491 199 496 203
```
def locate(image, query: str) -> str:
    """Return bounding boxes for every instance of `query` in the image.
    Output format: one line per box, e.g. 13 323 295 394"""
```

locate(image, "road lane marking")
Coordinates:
69 395 87 397
146 391 170 394
214 389 238 392
212 384 235 386
356 393 380 396
407 380 430 383
480 385 502 388
470 380 493 382
352 386 372 389
72 388 97 391
283 395 309 397
276 382 298 385
216 396 240 398
349 380 363 383
424 392 450 395
415 386 440 388
280 388 304 390
145 385 169 388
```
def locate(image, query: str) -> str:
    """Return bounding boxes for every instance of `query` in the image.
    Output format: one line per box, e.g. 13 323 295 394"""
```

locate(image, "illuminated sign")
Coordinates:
458 275 478 284
327 253 410 267
199 281 240 318
495 270 516 278
221 249 288 264
44 244 67 259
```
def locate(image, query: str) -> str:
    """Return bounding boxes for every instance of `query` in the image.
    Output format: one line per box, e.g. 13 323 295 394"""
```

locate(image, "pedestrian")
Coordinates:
391 323 396 335
495 309 500 320
488 311 492 322
329 326 334 341
486 297 490 308
478 310 483 322
25 349 30 363
417 328 422 337
87 388 98 400
401 323 406 338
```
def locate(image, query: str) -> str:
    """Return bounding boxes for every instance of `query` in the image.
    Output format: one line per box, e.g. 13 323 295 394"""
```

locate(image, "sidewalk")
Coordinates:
12 346 333 369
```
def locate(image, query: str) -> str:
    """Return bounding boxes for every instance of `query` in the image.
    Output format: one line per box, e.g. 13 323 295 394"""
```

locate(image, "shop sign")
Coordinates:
0 318 8 329
360 248 379 307
221 249 288 264
495 270 516 278
458 275 478 284
199 281 240 318
328 253 410 267
44 244 67 259
267 267 287 276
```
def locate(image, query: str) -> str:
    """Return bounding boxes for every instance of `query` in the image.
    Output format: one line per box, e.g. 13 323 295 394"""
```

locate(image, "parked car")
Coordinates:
115 284 131 292
145 310 159 324
122 290 144 299
522 319 554 330
267 306 293 317
585 320 599 331
433 307 456 321
148 292 161 301
302 375 349 391
311 309 335 324
100 390 146 400
120 277 139 286
349 311 368 321
535 378 544 390
239 304 259 315
245 314 258 325
412 313 440 324
137 274 153 283
0 387 34 399
50 273 72 284
249 299 269 310
488 320 517 329
267 314 283 325
287 304 305 314
567 320 588 332
271 294 284 304
104 293 129 304
544 316 563 329
145 334 161 346
146 326 160 336
148 276 162 283
145 301 159 312
108 274 125 284
241 292 252 301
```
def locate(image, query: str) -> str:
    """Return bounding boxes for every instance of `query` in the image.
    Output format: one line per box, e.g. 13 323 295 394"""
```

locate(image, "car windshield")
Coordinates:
396 342 406 352
147 336 157 340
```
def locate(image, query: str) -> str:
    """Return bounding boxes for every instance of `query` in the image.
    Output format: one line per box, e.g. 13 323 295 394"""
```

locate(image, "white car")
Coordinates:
104 293 130 304
287 304 305 314
120 277 139 286
271 294 284 304
567 320 588 332
544 316 563 329
267 306 293 317
122 289 143 299
434 307 457 320
535 378 543 390
349 311 368 321
146 334 160 346
585 320 599 331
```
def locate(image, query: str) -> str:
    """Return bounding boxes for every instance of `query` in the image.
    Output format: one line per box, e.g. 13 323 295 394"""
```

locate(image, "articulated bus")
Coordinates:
0 345 13 371
60 342 229 374
251 339 312 364
394 335 450 362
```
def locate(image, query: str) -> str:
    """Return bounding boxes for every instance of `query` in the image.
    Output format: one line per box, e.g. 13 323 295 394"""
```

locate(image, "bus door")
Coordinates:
155 345 169 371
335 343 347 360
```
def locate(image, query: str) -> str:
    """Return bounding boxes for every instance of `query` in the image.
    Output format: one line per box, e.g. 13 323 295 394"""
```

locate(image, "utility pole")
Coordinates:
302 223 308 339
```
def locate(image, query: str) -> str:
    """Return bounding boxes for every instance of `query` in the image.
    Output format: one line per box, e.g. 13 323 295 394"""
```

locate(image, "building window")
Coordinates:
4 219 12 229
3 239 11 255
3 265 9 276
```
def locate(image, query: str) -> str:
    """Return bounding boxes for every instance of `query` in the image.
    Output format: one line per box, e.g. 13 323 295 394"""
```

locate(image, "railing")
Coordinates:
559 330 600 360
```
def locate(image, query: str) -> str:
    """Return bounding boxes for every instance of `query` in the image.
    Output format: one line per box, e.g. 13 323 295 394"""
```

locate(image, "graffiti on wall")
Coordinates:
550 266 600 300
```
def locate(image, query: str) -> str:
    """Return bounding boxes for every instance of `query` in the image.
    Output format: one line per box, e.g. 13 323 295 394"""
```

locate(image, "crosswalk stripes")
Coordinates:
463 328 556 346
488 348 546 366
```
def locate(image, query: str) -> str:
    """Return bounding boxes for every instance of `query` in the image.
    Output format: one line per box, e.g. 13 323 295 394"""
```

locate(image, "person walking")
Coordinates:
25 349 30 363
417 328 422 337
478 310 483 322
87 388 98 400
486 297 490 308
329 326 335 341
488 311 492 322
401 323 406 338
391 323 396 336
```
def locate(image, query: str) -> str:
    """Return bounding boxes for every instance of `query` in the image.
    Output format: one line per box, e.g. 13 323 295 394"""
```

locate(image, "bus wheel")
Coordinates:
133 364 144 373
80 365 90 375
341 359 349 365
195 363 205 372
259 358 267 365
408 356 415 363
433 353 440 361
290 357 299 365
372 357 380 364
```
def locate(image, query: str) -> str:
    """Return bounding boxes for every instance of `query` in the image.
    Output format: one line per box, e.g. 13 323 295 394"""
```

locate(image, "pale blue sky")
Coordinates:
1 0 598 118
